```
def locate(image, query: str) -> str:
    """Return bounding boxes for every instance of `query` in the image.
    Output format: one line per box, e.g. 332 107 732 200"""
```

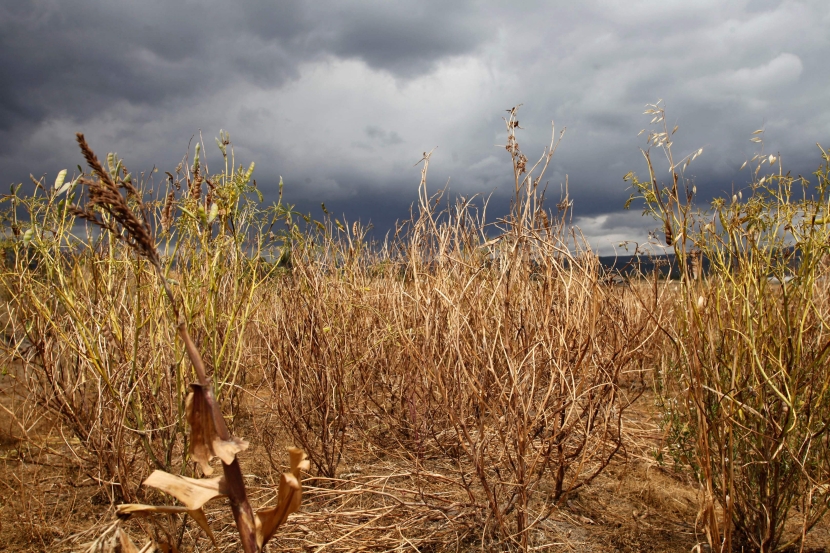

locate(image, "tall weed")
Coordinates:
627 102 830 552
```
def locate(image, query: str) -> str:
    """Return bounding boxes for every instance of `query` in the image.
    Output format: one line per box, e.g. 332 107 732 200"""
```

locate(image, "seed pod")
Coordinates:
193 142 201 171
54 169 67 190
56 176 77 196
244 162 255 183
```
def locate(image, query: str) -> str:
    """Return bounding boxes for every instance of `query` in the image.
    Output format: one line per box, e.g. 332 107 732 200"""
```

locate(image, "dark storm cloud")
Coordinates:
0 0 493 214
0 1 224 128
0 0 490 129
322 1 489 77
288 176 419 236
2 1 829 254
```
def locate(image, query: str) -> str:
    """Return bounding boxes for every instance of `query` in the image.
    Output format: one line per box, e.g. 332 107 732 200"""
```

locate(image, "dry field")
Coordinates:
1 107 829 552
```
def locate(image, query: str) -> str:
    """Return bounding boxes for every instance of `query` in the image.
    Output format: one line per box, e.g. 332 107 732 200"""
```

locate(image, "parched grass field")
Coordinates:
1 106 829 552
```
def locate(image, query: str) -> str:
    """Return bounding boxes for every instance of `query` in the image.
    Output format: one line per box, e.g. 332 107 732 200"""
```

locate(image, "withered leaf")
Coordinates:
212 435 249 466
117 527 141 553
288 446 310 479
118 503 188 517
254 448 308 548
143 470 226 511
116 503 215 545
255 473 301 549
186 507 217 546
186 384 215 474
186 384 249 474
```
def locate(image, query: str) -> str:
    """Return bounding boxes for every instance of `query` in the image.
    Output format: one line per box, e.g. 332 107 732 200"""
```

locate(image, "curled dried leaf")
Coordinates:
279 472 302 516
212 435 249 465
252 448 308 548
186 384 215 474
117 527 141 553
255 473 301 549
186 508 217 546
186 384 249 474
118 504 188 517
142 470 226 511
288 447 310 479
117 502 216 542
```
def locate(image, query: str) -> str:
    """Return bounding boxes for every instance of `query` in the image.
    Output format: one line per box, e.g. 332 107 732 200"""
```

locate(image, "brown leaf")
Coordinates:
279 471 302 517
186 384 217 475
142 470 226 511
211 435 249 466
117 527 141 553
116 503 214 545
255 473 301 549
254 448 308 548
186 508 217 546
117 503 189 517
288 446 310 479
186 384 249 474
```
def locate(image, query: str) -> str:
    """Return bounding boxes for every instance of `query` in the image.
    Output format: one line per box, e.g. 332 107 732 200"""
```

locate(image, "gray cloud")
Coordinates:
0 1 490 128
365 125 404 145
2 1 829 254
322 1 491 76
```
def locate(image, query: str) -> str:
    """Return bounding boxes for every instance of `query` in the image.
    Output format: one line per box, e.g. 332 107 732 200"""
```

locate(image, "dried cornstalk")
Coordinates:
72 134 307 552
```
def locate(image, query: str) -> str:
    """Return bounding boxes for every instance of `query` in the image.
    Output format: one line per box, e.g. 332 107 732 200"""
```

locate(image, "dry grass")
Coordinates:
628 102 830 553
0 106 828 552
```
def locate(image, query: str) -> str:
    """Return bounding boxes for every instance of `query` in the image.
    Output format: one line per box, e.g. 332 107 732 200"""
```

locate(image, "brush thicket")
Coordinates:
627 101 830 553
3 104 828 551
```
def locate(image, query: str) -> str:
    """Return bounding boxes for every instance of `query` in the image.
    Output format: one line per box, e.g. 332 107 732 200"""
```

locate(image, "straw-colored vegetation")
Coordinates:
627 102 830 553
0 105 828 552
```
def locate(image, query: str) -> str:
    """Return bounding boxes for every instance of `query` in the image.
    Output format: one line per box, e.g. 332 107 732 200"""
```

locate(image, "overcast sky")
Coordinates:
2 0 828 253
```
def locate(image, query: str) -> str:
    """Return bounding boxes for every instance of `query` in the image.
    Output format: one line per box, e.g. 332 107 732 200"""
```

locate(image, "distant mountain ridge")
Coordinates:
597 252 681 277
